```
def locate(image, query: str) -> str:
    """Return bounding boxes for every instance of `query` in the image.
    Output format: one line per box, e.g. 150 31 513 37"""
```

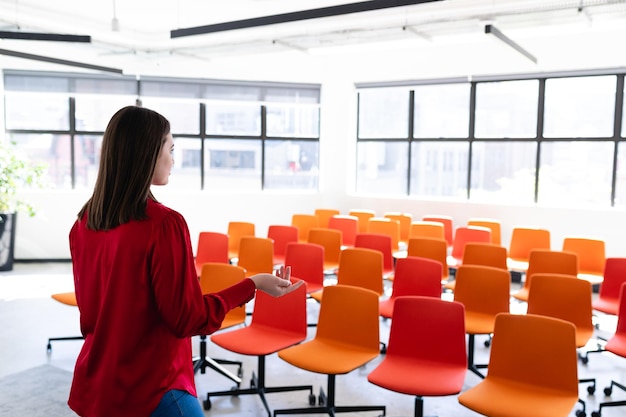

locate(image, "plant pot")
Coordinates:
0 212 17 271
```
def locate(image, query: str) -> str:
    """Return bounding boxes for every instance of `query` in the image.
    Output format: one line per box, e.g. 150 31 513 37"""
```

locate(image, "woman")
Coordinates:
68 106 301 417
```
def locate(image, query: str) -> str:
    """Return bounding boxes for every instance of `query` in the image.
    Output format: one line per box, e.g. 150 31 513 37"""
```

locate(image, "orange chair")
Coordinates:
447 226 492 268
310 247 384 303
379 256 443 320
594 282 626 417
406 237 449 282
291 213 318 243
453 264 511 378
349 209 376 233
368 296 467 417
512 249 578 302
354 233 395 280
384 212 413 247
422 214 454 248
458 313 583 417
467 217 502 245
593 258 626 316
562 237 606 285
203 280 314 415
195 231 230 277
46 292 83 352
227 221 255 261
328 215 359 248
194 263 248 384
267 224 299 266
507 226 551 272
274 285 386 417
307 227 342 273
408 220 446 241
367 217 401 252
236 236 274 277
284 242 325 295
314 208 341 228
444 242 508 292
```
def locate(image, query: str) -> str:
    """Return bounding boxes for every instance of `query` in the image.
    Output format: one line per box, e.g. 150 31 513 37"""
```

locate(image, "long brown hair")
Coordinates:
79 106 170 231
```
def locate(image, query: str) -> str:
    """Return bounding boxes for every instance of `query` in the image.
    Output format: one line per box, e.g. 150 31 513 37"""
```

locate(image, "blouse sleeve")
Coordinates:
149 210 255 338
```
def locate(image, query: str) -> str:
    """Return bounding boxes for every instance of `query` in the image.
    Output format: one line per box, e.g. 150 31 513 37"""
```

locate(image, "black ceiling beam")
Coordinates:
171 0 443 38
0 31 91 42
485 24 537 64
0 48 123 74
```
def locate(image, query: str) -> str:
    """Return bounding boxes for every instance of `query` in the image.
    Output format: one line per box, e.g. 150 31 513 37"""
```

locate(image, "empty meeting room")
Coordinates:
2 1 626 417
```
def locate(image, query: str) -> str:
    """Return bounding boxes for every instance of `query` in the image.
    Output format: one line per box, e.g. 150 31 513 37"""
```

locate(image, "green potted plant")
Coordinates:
0 139 47 271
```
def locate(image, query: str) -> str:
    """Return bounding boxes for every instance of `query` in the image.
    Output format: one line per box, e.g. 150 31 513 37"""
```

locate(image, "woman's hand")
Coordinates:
249 266 304 297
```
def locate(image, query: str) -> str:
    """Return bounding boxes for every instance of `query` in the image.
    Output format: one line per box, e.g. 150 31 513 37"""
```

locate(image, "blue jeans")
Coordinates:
151 390 204 417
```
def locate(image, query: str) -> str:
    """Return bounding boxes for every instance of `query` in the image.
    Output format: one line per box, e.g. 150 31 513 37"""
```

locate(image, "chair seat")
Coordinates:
606 333 626 358
279 339 378 374
465 312 497 335
592 298 619 315
212 326 303 356
513 287 529 302
368 356 466 396
459 377 579 417
51 292 78 306
378 299 395 318
576 328 595 349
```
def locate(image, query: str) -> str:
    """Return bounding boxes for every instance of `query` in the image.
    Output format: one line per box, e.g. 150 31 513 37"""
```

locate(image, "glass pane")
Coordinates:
8 133 70 189
358 88 409 139
544 76 616 138
141 99 200 135
615 142 626 207
413 83 470 138
356 141 408 194
264 140 319 190
74 135 103 190
266 105 319 138
410 141 469 198
167 138 201 190
475 80 538 138
75 96 136 131
538 141 614 207
204 139 261 191
206 103 261 136
5 94 69 130
470 141 537 203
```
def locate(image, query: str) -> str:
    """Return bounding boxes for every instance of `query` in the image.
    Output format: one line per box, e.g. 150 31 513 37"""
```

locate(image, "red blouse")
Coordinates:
68 199 255 417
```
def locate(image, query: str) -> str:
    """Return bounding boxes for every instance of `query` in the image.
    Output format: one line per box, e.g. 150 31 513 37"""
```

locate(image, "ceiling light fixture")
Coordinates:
484 24 537 64
171 0 443 38
0 48 123 74
0 31 90 42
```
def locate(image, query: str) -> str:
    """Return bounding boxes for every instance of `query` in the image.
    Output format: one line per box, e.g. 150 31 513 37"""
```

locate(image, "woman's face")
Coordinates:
152 133 174 186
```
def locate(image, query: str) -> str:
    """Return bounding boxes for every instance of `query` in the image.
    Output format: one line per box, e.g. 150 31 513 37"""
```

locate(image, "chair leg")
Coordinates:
46 336 84 353
592 380 626 417
193 335 242 385
204 355 314 417
414 396 424 417
467 334 487 379
273 374 386 417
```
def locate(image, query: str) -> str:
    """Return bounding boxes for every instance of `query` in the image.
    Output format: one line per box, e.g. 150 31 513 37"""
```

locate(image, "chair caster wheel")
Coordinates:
591 411 601 417
484 339 491 348
203 398 211 410
604 387 612 396
308 393 316 405
575 409 586 417
587 385 596 395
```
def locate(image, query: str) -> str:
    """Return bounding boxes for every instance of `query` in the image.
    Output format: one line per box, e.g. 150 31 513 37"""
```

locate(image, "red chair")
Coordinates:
284 242 325 294
328 215 359 248
195 231 229 277
447 226 492 268
267 224 299 266
354 233 395 280
593 258 626 316
368 296 467 417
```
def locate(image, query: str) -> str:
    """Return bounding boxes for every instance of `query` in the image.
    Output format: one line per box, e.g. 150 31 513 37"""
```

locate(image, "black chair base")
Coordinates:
467 334 488 379
592 380 626 417
46 336 84 353
193 335 242 385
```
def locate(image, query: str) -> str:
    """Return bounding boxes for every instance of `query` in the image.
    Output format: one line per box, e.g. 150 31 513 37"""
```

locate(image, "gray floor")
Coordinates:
1 262 626 417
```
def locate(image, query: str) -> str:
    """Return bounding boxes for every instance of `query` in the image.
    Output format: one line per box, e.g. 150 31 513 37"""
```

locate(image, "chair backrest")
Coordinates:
267 224 299 264
422 215 454 247
284 242 325 293
406 237 449 279
349 209 377 233
314 208 341 228
562 237 606 276
409 221 446 241
609 283 626 349
508 227 551 263
227 221 256 259
237 236 274 276
199 263 247 329
390 256 443 299
291 213 318 242
453 265 511 316
450 226 492 262
250 277 307 338
367 217 401 251
316 285 380 354
462 242 508 270
337 247 384 296
523 249 578 292
597 258 626 308
386 296 466 367
307 227 342 269
196 232 229 271
527 273 593 347
487 313 579 396
328 215 359 247
354 233 394 277
467 218 502 245
384 212 413 243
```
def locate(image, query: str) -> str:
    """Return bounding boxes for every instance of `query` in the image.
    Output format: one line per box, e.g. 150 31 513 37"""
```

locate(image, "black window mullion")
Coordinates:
407 90 414 196
534 79 546 204
260 105 267 189
467 82 477 200
200 102 206 190
69 97 76 189
610 75 624 206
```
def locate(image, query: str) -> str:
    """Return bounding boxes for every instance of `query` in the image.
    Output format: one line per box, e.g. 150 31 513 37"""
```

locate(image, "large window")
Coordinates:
356 70 626 207
3 71 321 192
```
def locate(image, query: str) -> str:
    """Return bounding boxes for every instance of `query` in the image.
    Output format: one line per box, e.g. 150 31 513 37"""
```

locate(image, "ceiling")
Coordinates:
0 0 625 83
